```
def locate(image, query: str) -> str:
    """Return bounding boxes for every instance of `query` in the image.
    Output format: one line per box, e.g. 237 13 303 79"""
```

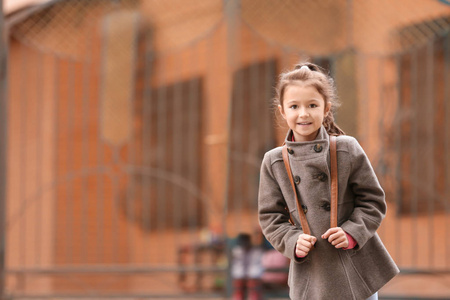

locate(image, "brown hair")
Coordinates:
275 62 345 136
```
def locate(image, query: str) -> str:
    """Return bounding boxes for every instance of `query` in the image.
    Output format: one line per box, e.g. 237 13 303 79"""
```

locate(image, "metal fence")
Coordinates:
0 0 449 299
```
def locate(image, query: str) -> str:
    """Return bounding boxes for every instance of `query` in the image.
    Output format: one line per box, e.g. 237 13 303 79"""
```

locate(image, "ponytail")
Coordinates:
323 112 345 136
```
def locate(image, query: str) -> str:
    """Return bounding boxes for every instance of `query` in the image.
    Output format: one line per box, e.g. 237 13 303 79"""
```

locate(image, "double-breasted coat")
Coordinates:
258 126 399 300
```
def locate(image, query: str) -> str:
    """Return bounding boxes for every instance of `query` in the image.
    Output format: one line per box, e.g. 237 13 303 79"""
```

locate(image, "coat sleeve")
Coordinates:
258 152 304 263
340 138 386 250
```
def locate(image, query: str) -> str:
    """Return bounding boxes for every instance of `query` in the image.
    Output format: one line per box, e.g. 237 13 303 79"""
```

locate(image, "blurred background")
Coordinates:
0 0 449 299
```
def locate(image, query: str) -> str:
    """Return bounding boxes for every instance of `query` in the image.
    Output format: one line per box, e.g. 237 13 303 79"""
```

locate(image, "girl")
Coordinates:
258 62 399 300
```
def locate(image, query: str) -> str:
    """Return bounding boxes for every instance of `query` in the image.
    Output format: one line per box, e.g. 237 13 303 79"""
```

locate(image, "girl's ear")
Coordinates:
324 102 332 117
278 104 286 120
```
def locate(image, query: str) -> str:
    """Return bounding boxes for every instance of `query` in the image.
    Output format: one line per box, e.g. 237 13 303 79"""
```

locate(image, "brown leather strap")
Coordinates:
330 136 338 228
282 145 311 235
282 137 338 234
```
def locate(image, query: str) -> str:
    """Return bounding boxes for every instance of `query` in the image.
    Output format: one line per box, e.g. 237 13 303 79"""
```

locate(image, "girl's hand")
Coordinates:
296 234 317 257
322 227 349 249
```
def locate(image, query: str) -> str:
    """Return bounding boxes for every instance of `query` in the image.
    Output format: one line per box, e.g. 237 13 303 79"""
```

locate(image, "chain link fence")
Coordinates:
1 0 449 298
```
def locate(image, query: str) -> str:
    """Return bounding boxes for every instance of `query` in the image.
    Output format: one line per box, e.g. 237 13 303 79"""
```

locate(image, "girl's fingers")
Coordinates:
321 227 349 248
322 227 348 245
296 249 307 257
321 227 339 239
299 239 309 247
328 232 345 244
298 234 317 246
301 240 315 249
331 235 346 246
296 243 310 253
301 236 315 245
335 240 349 249
296 234 316 256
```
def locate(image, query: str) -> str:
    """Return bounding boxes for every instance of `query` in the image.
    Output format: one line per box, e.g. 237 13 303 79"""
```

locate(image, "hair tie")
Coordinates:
299 65 310 71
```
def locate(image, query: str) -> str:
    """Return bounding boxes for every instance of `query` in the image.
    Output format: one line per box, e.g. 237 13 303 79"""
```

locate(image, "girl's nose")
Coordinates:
299 108 309 117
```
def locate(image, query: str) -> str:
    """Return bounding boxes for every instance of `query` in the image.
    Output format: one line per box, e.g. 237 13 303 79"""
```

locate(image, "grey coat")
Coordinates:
258 127 399 300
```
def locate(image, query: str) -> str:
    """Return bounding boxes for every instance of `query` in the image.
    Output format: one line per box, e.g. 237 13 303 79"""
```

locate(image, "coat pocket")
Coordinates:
288 259 311 298
345 250 373 296
347 235 399 294
346 234 398 292
347 248 357 257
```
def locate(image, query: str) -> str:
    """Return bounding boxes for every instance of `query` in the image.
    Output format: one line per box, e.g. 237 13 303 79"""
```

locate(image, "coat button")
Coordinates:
321 204 331 211
294 175 301 185
301 205 308 214
317 173 327 182
287 147 294 154
314 144 323 152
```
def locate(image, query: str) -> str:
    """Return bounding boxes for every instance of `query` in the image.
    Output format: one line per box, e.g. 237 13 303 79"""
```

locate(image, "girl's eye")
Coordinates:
290 105 298 109
309 104 318 108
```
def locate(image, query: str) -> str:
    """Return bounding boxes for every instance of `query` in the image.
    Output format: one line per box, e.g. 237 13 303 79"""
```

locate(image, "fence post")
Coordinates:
0 0 7 298
224 0 240 297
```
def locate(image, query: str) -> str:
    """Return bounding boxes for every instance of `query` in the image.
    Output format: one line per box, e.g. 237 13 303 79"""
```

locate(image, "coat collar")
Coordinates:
284 126 330 160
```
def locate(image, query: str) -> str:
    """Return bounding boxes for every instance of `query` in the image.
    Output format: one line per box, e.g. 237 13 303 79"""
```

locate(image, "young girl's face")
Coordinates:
279 83 331 142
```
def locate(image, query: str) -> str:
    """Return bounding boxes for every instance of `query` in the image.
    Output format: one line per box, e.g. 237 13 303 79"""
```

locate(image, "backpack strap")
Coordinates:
329 136 338 228
282 145 311 235
282 136 338 235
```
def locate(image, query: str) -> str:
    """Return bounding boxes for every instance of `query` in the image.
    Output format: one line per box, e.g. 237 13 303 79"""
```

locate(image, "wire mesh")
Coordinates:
2 0 450 298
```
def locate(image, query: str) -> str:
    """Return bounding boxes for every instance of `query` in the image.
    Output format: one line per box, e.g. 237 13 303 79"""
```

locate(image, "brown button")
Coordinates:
317 173 327 182
314 144 323 152
321 204 331 211
301 205 308 214
287 148 294 154
294 175 301 185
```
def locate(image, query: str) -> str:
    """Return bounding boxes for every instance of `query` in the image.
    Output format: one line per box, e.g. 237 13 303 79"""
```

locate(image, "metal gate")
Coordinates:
0 0 449 299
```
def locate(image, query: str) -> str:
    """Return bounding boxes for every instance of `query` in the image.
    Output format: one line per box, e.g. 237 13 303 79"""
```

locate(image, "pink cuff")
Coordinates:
343 232 357 250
